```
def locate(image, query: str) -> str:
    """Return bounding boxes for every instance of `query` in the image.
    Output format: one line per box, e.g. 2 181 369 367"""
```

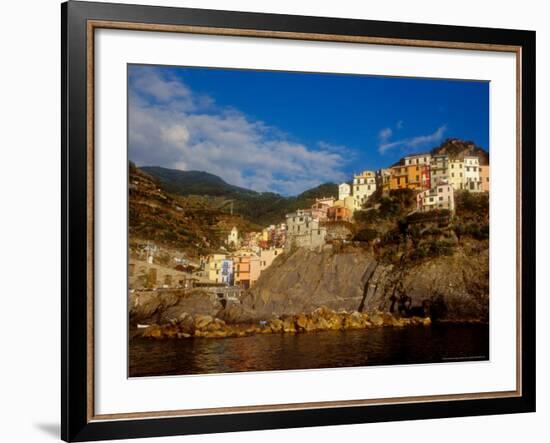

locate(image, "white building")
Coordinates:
448 158 464 190
430 154 450 186
226 226 240 248
404 153 431 166
338 182 351 200
352 170 376 208
416 183 455 213
259 248 283 271
285 209 326 251
463 156 482 192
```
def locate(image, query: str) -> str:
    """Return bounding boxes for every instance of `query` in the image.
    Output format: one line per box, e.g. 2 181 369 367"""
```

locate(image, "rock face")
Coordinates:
130 246 489 330
129 289 221 325
140 306 431 340
239 248 369 318
239 246 488 323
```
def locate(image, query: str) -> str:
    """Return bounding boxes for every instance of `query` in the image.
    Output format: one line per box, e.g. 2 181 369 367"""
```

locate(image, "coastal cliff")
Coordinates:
240 245 488 323
130 242 488 339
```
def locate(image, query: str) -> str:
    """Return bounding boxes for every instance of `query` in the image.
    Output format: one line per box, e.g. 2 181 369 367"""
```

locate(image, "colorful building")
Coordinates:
220 259 233 285
479 165 490 192
389 165 409 190
352 170 377 208
205 254 227 283
448 159 465 190
404 153 431 167
387 153 432 191
430 154 450 186
338 182 351 200
327 205 352 222
226 226 240 248
311 198 333 221
416 183 455 212
260 248 283 271
463 155 481 192
376 168 393 193
285 209 326 251
233 255 251 288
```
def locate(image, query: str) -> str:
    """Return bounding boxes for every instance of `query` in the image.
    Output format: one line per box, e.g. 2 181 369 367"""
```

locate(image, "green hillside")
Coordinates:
140 166 338 226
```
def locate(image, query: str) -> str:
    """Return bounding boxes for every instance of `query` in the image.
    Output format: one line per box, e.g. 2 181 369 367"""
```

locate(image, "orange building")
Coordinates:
233 252 260 289
479 165 490 192
389 163 430 191
327 206 352 222
389 165 409 190
233 255 251 288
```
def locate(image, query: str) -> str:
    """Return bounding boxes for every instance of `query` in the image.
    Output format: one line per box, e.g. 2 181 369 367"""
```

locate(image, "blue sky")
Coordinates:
128 64 488 196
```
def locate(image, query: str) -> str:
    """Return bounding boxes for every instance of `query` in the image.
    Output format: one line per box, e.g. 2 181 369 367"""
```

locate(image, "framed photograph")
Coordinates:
62 1 536 441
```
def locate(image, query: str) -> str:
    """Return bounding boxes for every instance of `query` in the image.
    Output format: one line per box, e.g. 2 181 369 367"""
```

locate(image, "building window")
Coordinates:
439 196 443 201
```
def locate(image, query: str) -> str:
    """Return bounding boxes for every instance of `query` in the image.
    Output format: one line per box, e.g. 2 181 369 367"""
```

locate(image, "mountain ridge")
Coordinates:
139 165 338 226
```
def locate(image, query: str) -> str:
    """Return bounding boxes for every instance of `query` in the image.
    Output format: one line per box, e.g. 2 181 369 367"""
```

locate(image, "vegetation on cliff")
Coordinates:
431 138 489 165
129 163 262 256
141 165 338 225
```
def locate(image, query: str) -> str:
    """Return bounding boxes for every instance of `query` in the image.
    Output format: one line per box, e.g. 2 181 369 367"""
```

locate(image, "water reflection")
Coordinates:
129 324 489 377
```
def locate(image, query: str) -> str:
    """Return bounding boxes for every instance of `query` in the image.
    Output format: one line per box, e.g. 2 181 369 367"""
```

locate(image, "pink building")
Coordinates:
311 198 335 221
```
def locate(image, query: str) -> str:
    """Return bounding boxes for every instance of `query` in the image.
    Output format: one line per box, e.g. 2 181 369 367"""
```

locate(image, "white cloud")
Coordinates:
160 124 189 146
129 67 349 195
378 125 447 155
378 127 393 144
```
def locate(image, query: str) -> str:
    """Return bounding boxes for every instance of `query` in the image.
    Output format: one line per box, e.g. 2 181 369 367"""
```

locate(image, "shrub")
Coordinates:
382 229 402 245
428 240 455 256
406 209 451 224
378 196 401 218
354 209 379 224
455 191 489 215
354 228 379 242
454 222 489 240
389 188 416 207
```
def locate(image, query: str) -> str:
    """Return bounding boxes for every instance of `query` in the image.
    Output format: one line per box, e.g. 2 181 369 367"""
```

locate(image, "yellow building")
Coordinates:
333 196 356 212
376 168 392 193
205 254 227 283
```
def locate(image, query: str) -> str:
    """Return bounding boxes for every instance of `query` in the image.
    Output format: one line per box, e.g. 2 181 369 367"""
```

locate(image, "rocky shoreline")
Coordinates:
138 306 435 340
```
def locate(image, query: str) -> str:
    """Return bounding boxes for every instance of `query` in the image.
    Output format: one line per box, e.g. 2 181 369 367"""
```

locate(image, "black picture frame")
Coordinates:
61 1 536 441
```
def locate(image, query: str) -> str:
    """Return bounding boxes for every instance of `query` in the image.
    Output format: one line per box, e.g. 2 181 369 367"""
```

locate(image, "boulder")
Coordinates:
194 315 214 330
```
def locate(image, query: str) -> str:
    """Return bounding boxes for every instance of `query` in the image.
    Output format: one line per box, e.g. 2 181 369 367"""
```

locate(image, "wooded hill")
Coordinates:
141 166 338 226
